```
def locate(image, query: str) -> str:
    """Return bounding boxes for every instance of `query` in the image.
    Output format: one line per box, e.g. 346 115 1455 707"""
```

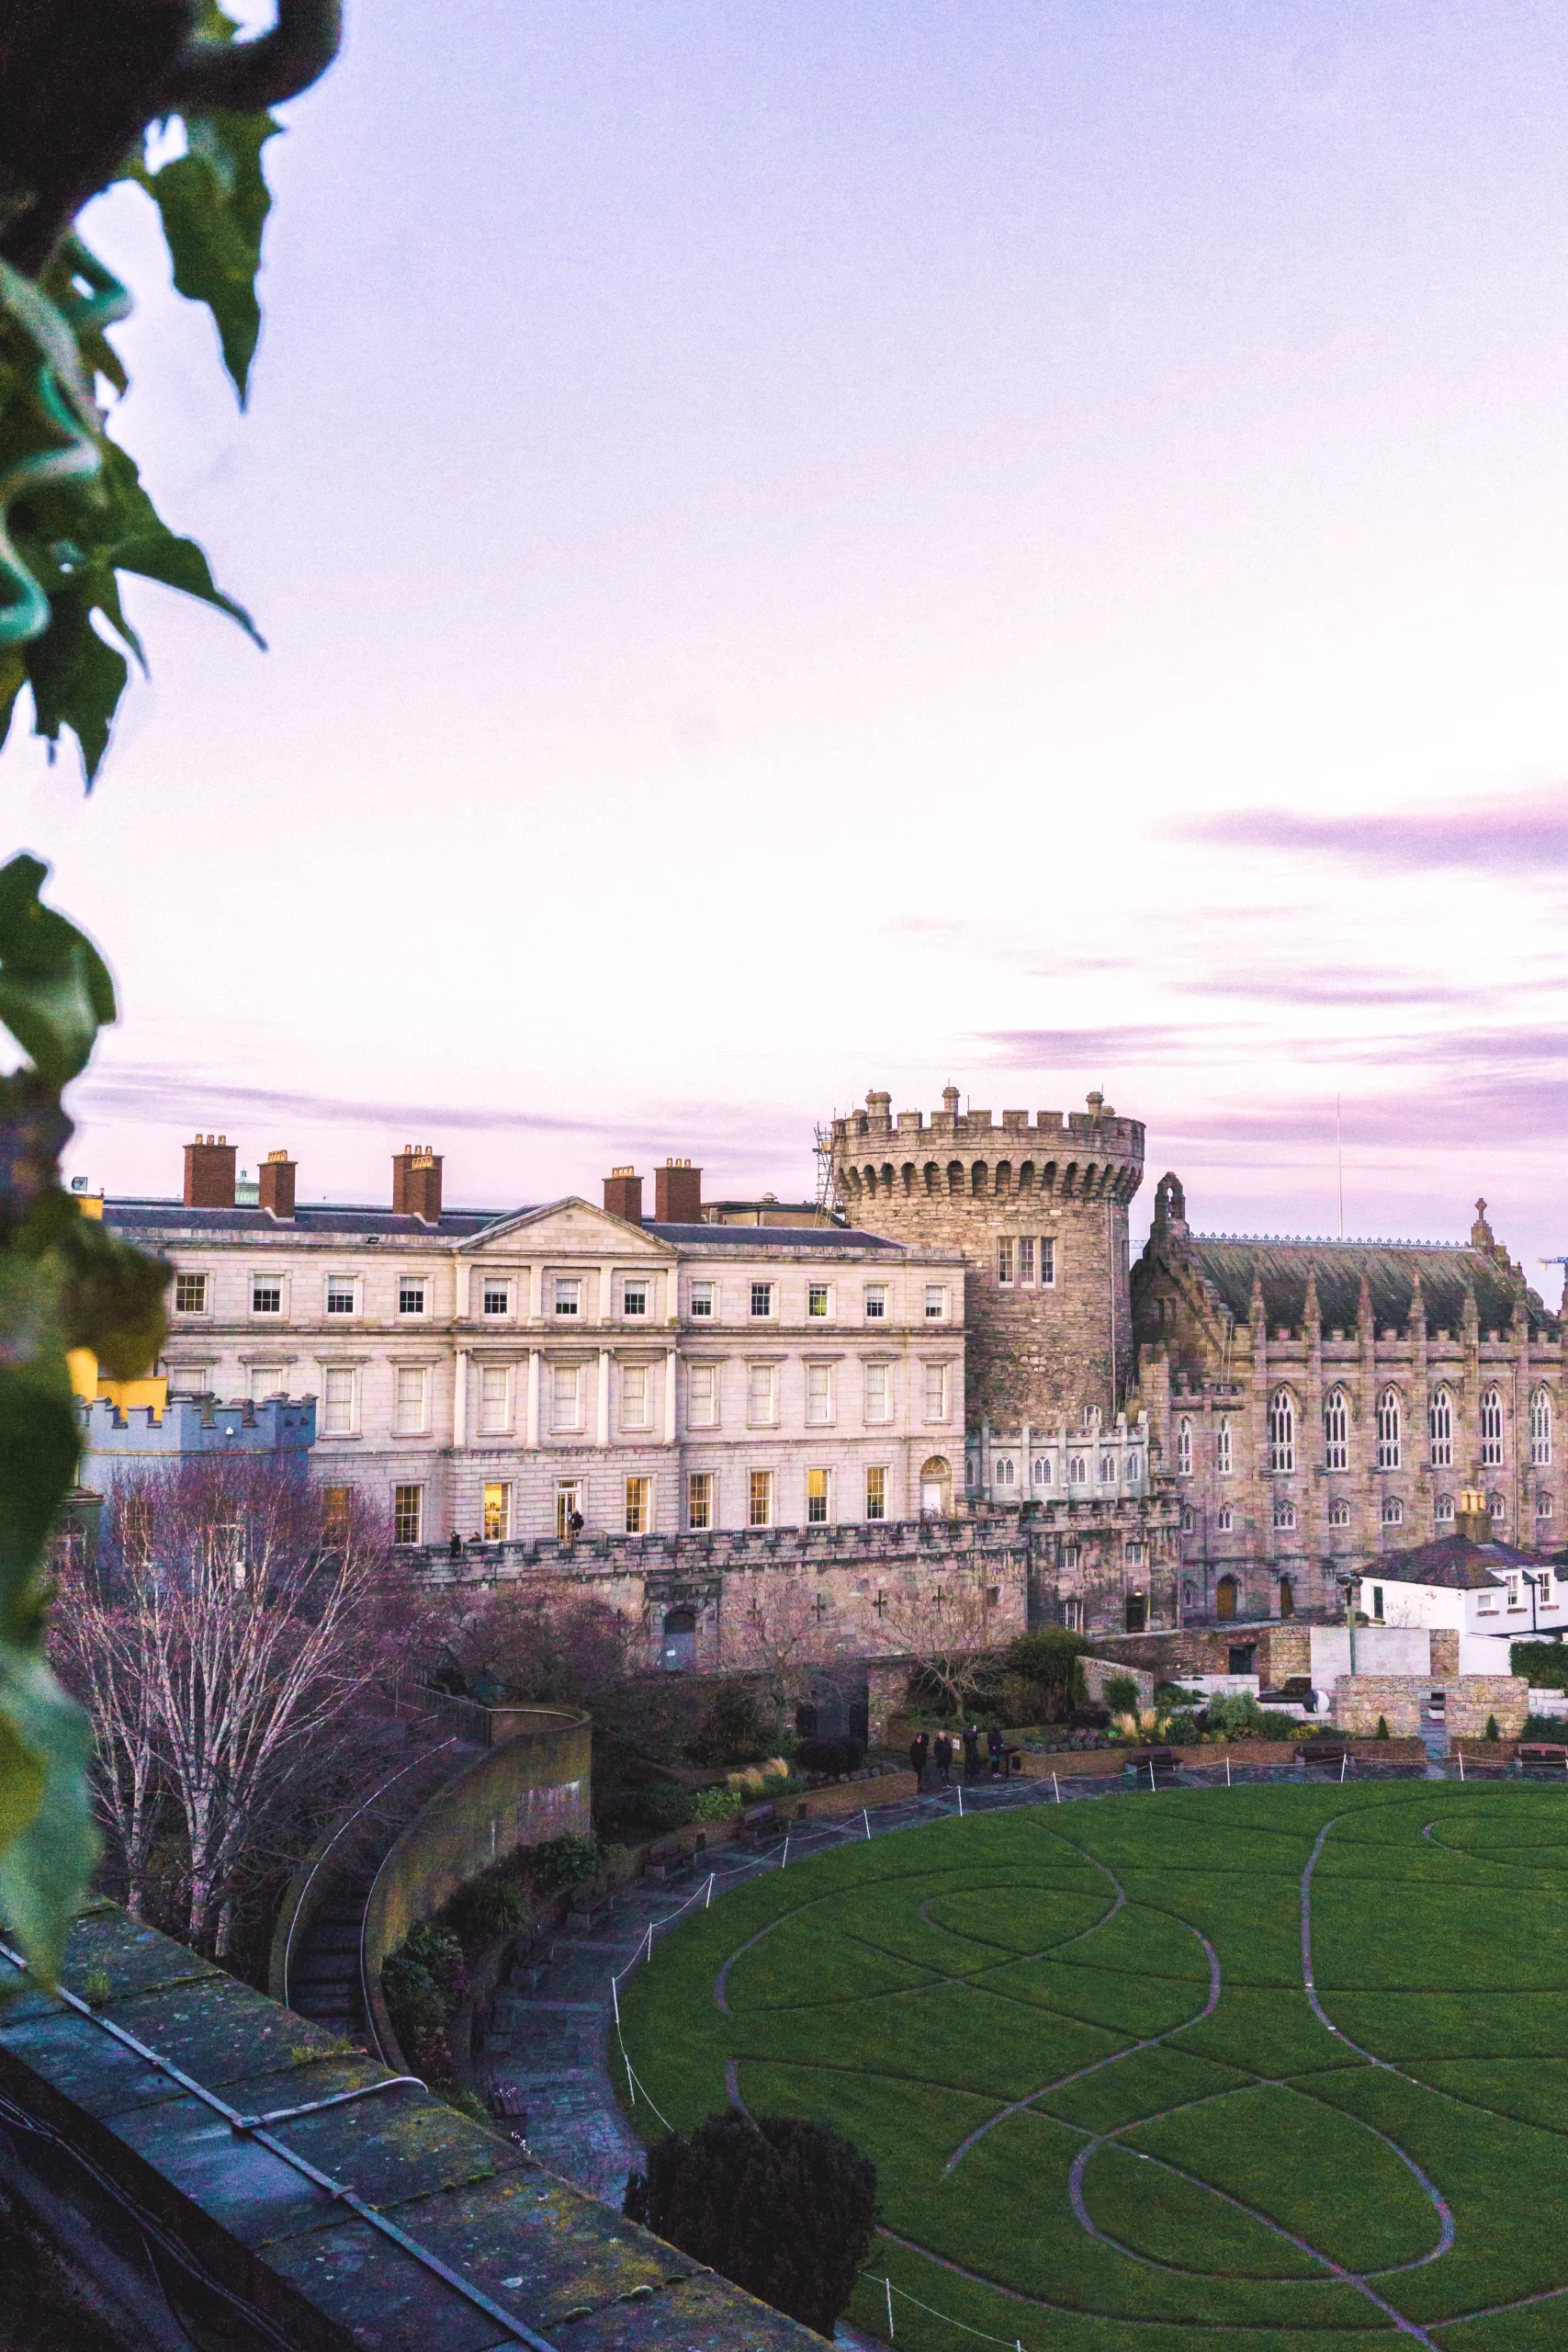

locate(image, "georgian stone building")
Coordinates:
105 1139 966 1552
828 1088 1182 1634
1131 1174 1564 1624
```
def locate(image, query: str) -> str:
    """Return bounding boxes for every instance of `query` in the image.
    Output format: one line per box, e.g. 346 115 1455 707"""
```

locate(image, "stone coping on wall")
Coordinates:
0 1903 817 2351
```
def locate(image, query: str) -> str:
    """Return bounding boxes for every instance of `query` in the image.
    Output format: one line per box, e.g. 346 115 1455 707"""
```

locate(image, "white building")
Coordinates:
105 1142 967 1548
1354 1532 1562 1672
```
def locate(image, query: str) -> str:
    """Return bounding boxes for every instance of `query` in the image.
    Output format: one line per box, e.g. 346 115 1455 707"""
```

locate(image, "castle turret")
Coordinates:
828 1084 1145 1425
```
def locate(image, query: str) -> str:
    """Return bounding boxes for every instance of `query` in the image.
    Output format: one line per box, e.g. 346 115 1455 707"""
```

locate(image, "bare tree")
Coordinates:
438 1578 630 1707
728 1579 827 1726
874 1570 1004 1716
52 1461 424 1954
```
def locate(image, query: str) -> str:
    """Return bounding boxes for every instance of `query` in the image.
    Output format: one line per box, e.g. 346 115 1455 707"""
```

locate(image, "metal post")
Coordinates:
705 1872 715 1908
1148 1759 1156 1794
645 1922 653 1962
886 2278 896 2338
863 1806 871 1839
957 1781 964 1816
1458 1748 1465 1781
1339 1752 1347 1782
1225 1756 1231 1789
1053 1771 1061 1804
611 1974 620 2023
781 1835 789 1870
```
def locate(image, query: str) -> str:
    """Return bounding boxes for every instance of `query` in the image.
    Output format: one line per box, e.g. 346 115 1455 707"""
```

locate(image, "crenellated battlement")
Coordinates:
831 1087 1144 1207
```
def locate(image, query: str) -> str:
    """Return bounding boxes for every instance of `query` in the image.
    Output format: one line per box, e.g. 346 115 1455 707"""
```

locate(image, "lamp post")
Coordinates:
1337 1574 1359 1677
1523 1570 1540 1636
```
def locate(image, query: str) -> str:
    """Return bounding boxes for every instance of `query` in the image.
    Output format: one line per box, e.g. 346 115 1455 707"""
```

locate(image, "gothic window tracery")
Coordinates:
1217 1419 1233 1474
1376 1386 1402 1470
1480 1385 1504 1467
1428 1386 1453 1468
1268 1387 1294 1474
1177 1417 1193 1476
1531 1385 1552 1467
1323 1387 1348 1471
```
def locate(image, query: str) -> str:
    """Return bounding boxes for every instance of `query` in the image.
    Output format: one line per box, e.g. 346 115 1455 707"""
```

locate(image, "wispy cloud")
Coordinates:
1176 791 1568 874
1170 973 1478 1009
980 1024 1201 1069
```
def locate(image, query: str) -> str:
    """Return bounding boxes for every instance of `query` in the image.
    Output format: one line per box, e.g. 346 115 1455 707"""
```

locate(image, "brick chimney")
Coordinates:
257 1148 296 1220
392 1145 443 1224
654 1159 702 1223
184 1133 236 1208
604 1165 643 1223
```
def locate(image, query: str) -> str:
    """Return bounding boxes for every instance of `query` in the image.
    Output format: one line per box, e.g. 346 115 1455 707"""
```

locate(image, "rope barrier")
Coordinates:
866 2270 1029 2348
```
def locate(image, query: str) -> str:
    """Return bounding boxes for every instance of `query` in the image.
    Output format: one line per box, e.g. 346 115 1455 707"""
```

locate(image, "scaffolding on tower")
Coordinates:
813 1122 843 1225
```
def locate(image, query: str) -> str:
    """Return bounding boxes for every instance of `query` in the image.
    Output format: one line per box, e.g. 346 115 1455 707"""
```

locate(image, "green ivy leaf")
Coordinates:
0 1651 98 1987
0 854 115 1085
132 104 278 404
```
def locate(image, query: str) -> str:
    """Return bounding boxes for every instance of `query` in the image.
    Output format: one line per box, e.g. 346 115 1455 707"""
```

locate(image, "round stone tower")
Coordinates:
829 1085 1145 1428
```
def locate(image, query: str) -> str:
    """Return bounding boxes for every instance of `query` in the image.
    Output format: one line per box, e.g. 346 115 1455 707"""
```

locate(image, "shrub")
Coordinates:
1511 1641 1568 1692
606 1781 695 1837
625 2109 877 2338
1006 1630 1089 1719
1103 1673 1141 1716
686 1679 771 1765
402 1920 467 2005
1523 1715 1568 1744
1162 1709 1201 1745
693 1786 746 1822
381 1951 450 2045
1256 1710 1305 1742
531 1832 603 1891
795 1735 865 1781
1156 1682 1203 1708
1485 1715 1500 1742
1376 1715 1391 1740
1203 1693 1266 1740
448 1867 531 1946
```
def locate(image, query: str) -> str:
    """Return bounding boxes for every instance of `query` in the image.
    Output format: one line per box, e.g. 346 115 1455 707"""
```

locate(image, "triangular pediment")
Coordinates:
458 1197 675 1257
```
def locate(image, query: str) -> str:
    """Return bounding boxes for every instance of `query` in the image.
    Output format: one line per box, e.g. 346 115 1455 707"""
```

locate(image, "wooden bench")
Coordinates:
1518 1743 1568 1777
643 1837 683 1883
738 1802 779 1847
1128 1747 1178 1783
1298 1742 1349 1770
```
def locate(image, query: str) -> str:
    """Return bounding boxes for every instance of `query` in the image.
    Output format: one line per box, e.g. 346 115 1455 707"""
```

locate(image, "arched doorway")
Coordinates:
660 1606 697 1673
1216 1574 1238 1622
1278 1576 1294 1619
920 1456 952 1515
1124 1589 1147 1634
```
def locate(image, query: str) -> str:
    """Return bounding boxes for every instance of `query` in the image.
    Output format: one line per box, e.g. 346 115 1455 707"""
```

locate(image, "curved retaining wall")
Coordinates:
364 1704 591 2064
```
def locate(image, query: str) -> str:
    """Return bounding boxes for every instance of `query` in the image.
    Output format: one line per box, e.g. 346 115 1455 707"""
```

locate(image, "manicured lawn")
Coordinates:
615 1783 1568 2348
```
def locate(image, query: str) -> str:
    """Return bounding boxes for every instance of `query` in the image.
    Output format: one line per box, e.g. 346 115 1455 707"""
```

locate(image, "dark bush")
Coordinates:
381 1951 449 2045
448 1867 531 1946
402 1919 467 2005
1376 1715 1390 1740
1103 1673 1141 1716
795 1736 865 1780
604 1781 695 1836
625 2109 877 2338
685 1679 770 1765
1523 1715 1568 1743
530 1832 603 1891
1006 1629 1089 1720
1511 1640 1568 1692
1070 1704 1111 1731
1485 1715 1500 1742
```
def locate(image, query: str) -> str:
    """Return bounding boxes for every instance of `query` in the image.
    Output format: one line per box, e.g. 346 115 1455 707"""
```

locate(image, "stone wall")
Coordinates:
1330 1677 1424 1736
1445 1676 1529 1738
1432 1628 1461 1675
1081 1657 1156 1709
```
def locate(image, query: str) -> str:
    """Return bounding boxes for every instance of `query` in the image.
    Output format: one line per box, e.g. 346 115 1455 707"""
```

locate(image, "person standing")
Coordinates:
908 1731 929 1788
962 1724 980 1782
987 1725 1005 1778
934 1732 953 1787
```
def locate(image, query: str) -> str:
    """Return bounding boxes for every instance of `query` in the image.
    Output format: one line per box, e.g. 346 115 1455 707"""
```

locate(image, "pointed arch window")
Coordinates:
1268 1387 1294 1474
1480 1385 1504 1468
1177 1417 1193 1476
1323 1388 1348 1472
1428 1386 1453 1469
1216 1419 1233 1476
1531 1385 1552 1468
1376 1385 1402 1471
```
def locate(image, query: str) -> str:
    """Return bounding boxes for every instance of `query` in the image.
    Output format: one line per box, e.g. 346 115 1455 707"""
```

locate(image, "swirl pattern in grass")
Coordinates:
615 1782 1568 2350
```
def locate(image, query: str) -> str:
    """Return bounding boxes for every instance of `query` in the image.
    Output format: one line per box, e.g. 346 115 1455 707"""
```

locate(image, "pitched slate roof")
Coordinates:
1183 1238 1552 1337
1371 1535 1536 1589
104 1199 502 1240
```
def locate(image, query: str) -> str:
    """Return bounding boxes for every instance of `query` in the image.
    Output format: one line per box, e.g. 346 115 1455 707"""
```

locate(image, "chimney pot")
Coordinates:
604 1166 644 1224
392 1147 444 1224
258 1150 297 1220
184 1134 237 1208
655 1161 703 1223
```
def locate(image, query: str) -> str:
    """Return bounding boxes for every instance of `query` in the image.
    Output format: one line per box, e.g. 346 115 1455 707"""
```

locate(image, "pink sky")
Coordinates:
6 3 1566 1290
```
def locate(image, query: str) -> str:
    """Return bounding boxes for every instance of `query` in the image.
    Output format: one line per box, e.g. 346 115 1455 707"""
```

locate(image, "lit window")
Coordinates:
1480 1385 1504 1468
687 1471 713 1531
688 1363 718 1428
481 1282 509 1317
1268 1387 1294 1473
1532 1385 1553 1467
483 1481 511 1541
398 1279 427 1317
1382 1496 1404 1527
252 1278 283 1316
1040 1237 1055 1287
1324 1388 1348 1471
250 1365 285 1401
807 1468 830 1524
806 1363 833 1425
1062 1597 1084 1632
749 1469 774 1527
689 1281 715 1318
1216 1419 1233 1475
1273 1498 1296 1530
1177 1418 1192 1476
551 1362 584 1432
865 1466 887 1521
1217 1504 1234 1532
995 1455 1017 1487
1020 1236 1035 1285
479 1363 510 1434
924 1286 946 1319
750 1282 774 1319
321 1486 351 1544
923 1362 947 1420
863 1363 891 1423
863 1284 887 1320
555 1481 581 1540
1377 1386 1402 1471
392 1484 423 1544
1068 1453 1088 1485
1032 1455 1053 1486
998 1238 1015 1285
393 1365 427 1434
621 1364 650 1430
175 1272 209 1314
1435 1493 1454 1523
322 1365 355 1435
1328 1498 1351 1527
748 1363 778 1425
1428 1386 1452 1468
625 1476 651 1535
807 1283 830 1318
554 1278 581 1318
622 1279 648 1317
